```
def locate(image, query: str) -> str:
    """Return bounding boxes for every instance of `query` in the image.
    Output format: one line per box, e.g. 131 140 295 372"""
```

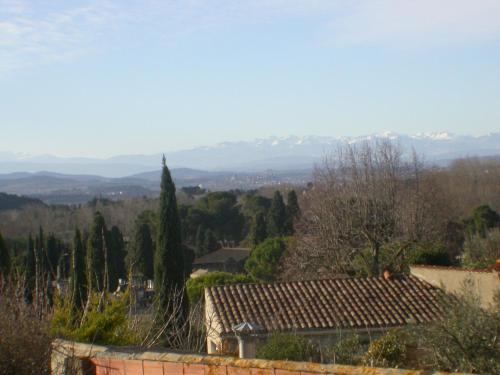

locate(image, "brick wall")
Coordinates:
51 339 463 375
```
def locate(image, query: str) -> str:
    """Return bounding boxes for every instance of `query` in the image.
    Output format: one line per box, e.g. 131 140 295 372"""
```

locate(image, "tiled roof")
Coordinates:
206 275 443 335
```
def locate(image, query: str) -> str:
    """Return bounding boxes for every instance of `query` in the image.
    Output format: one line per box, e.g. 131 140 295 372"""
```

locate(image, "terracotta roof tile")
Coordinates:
206 275 443 334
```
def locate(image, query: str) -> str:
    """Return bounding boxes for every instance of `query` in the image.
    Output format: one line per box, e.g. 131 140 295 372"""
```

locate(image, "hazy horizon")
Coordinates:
2 1 500 158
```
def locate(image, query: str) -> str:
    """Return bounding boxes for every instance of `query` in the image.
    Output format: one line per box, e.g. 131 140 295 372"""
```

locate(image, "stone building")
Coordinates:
204 274 443 357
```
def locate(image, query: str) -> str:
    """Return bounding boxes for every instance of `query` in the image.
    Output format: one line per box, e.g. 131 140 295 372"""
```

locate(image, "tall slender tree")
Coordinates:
24 234 35 303
267 191 287 237
0 232 10 279
154 156 187 331
108 225 126 291
284 190 300 235
87 211 107 292
71 229 87 313
128 216 154 279
46 233 60 279
250 212 267 246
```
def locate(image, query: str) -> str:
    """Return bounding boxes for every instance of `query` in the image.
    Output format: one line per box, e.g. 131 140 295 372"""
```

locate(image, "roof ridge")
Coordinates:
208 274 416 290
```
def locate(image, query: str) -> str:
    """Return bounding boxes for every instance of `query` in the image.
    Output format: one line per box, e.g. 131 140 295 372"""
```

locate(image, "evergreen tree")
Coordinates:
87 211 107 292
267 191 287 237
284 190 300 236
195 225 206 257
203 229 219 254
287 190 300 218
154 156 187 332
24 234 35 303
108 225 126 291
0 232 10 279
129 219 154 279
251 213 267 246
71 229 87 313
46 233 60 279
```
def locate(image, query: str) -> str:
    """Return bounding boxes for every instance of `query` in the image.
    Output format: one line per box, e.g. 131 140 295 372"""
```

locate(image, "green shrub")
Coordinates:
413 282 500 374
186 272 254 305
363 329 406 368
245 237 287 282
256 333 318 362
326 333 364 365
51 291 137 346
462 228 500 269
408 243 452 267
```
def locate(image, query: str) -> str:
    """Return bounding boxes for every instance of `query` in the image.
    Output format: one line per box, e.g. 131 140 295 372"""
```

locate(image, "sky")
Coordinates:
1 0 500 158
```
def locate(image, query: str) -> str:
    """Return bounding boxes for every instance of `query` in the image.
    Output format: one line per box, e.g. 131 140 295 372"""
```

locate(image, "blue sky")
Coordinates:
1 0 500 157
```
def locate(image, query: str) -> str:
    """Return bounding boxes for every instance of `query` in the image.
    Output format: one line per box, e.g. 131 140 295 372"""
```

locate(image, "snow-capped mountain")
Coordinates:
1 132 499 177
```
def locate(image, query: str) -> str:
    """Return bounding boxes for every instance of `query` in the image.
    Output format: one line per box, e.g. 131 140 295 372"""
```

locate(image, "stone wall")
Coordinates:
51 339 465 375
410 265 499 308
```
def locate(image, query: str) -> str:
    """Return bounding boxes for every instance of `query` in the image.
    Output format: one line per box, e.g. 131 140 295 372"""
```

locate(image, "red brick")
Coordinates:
184 363 205 375
93 358 111 375
274 370 300 375
108 359 126 375
163 361 184 375
250 368 274 375
205 365 227 375
227 366 251 375
143 360 164 375
124 359 143 375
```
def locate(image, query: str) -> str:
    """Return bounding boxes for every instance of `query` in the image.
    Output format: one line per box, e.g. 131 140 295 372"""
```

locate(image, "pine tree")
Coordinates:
0 232 10 279
71 229 87 313
87 211 107 292
129 219 154 279
251 212 267 246
154 156 187 332
24 234 35 304
267 191 287 237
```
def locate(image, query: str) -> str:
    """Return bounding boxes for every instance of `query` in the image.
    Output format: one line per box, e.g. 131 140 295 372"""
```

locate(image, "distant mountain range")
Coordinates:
0 132 499 204
1 132 499 177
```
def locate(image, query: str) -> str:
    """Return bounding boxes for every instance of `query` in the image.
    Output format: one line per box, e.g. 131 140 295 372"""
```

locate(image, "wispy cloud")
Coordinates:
1 0 500 74
0 0 121 73
328 0 500 47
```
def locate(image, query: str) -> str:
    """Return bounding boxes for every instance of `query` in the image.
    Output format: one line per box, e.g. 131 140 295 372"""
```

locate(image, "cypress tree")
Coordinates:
87 211 107 292
129 218 154 280
108 225 126 291
267 191 287 237
46 233 60 279
251 212 267 246
284 190 300 236
287 190 300 218
71 229 87 313
0 232 10 279
24 234 35 303
195 225 206 257
154 156 187 332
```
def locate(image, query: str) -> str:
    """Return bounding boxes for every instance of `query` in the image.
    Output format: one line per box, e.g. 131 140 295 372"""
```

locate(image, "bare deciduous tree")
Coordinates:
282 141 448 279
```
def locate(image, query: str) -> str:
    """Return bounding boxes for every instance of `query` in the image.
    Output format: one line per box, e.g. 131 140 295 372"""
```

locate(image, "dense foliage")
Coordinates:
186 272 254 305
154 157 189 337
245 237 288 282
256 333 318 362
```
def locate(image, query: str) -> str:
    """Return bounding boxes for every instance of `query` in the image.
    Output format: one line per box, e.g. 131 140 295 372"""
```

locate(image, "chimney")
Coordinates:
383 269 391 281
232 322 263 359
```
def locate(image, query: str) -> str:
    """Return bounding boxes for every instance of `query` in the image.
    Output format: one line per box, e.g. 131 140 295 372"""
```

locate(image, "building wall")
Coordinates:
410 266 500 308
51 339 467 375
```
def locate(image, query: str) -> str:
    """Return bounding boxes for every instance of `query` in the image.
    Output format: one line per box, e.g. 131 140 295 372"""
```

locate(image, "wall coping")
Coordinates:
51 339 468 375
